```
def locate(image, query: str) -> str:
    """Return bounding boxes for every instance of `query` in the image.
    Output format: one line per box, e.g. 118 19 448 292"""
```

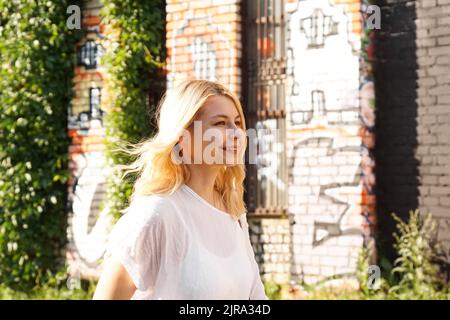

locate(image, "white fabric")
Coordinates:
105 183 268 300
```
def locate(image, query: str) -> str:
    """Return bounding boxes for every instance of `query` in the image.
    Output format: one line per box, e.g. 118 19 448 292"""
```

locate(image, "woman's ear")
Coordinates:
178 136 184 156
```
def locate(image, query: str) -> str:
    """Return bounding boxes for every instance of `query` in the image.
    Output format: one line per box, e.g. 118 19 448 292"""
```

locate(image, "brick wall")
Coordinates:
374 0 418 262
67 0 377 287
375 0 450 266
66 0 113 280
415 0 450 259
165 0 377 286
166 0 242 96
66 0 450 286
285 0 372 285
249 219 292 283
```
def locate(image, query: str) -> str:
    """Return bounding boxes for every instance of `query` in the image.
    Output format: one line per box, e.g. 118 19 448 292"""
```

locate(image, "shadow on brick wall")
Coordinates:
373 0 419 264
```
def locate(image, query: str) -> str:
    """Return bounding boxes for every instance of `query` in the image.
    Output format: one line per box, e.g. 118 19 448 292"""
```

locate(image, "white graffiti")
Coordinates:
69 151 113 266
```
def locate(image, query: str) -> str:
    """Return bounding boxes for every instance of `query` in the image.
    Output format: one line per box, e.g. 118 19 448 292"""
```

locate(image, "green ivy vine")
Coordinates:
99 0 165 221
0 0 83 289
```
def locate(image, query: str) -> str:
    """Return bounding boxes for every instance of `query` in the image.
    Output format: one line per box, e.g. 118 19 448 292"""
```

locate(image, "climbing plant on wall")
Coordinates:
100 0 165 220
0 0 82 289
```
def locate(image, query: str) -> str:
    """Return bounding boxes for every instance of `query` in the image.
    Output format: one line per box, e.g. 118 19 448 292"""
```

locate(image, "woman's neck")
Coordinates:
184 165 224 210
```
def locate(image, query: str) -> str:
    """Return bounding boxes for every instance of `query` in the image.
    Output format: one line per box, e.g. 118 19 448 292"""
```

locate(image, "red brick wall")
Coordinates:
166 0 242 97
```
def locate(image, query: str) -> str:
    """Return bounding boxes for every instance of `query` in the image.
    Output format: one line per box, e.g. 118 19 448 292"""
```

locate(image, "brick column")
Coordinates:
166 0 242 97
66 0 113 280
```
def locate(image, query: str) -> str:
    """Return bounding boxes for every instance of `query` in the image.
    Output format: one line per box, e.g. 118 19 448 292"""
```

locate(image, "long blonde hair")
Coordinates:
118 79 248 221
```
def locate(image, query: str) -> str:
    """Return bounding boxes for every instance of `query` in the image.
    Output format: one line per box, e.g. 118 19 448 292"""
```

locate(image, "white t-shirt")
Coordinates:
105 183 268 300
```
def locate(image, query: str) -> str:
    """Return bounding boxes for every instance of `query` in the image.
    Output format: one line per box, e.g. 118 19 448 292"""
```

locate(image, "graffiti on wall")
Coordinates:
190 36 217 81
66 120 113 278
286 0 365 282
287 0 361 128
66 7 112 277
67 147 112 273
289 130 364 246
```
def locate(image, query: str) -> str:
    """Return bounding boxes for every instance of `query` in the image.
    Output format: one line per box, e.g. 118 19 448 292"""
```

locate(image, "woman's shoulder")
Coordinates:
121 192 178 226
132 193 176 210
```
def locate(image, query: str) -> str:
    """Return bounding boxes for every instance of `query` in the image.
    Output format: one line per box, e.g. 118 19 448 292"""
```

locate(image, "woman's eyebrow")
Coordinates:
211 114 241 119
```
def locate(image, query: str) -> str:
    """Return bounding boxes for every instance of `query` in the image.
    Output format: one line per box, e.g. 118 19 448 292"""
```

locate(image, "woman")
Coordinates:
93 79 268 300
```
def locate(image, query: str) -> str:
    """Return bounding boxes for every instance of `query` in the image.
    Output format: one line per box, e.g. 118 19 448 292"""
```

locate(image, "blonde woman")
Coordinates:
93 80 268 300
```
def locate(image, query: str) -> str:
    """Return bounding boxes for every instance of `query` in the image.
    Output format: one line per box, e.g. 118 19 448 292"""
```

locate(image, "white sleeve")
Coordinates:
105 197 165 292
239 213 269 300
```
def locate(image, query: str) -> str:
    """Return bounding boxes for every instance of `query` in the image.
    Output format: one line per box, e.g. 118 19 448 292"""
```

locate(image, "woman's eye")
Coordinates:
213 120 241 126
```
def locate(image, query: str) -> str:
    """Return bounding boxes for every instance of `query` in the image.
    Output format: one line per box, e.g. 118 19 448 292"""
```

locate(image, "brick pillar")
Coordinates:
66 0 113 280
166 0 242 97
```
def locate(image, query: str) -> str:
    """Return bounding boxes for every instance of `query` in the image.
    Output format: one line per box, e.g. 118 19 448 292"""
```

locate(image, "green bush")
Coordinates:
387 210 448 299
0 280 96 300
0 0 82 289
99 0 165 221
263 279 283 300
357 209 449 300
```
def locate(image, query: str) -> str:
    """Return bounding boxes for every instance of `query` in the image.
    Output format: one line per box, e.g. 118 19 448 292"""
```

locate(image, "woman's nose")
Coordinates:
227 126 244 142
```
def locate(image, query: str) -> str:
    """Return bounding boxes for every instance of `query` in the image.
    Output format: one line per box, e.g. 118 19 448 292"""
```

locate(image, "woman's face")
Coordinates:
180 95 245 166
